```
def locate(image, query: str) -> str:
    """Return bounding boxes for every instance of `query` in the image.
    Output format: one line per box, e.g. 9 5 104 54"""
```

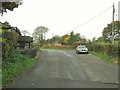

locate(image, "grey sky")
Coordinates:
0 0 119 40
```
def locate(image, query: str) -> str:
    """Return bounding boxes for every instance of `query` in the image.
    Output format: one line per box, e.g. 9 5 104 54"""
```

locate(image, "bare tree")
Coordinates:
21 30 31 36
32 26 49 47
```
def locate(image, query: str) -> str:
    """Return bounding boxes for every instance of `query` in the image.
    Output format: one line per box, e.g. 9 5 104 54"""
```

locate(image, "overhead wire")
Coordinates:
72 5 113 31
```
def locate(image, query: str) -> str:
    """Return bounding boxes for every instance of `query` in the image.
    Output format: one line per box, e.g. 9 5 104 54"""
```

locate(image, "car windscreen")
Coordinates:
77 46 86 48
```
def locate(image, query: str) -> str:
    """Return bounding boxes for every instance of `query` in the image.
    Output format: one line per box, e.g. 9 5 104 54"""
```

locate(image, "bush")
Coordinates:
42 44 71 49
20 47 39 58
2 51 36 87
88 43 118 58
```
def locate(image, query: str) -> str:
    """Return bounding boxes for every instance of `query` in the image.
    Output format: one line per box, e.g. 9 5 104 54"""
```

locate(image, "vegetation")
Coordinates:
1 2 119 88
88 42 118 58
44 21 119 63
42 44 71 50
67 31 80 45
32 26 49 47
88 40 119 63
86 21 119 63
90 51 117 63
31 20 119 63
2 21 21 59
0 2 38 88
44 31 87 49
1 0 22 15
1 21 37 88
2 50 35 87
60 31 84 46
102 21 120 42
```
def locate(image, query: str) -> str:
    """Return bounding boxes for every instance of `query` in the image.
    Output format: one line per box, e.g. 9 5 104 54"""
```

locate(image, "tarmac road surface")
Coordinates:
7 49 118 88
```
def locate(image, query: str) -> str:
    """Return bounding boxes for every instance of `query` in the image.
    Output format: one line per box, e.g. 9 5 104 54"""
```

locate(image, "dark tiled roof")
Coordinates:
18 36 33 43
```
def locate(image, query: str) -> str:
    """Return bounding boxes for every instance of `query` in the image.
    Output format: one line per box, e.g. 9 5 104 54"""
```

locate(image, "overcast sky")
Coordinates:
0 0 119 40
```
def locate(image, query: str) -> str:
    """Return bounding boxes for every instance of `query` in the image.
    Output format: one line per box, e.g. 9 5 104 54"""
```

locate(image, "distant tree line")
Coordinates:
40 31 88 49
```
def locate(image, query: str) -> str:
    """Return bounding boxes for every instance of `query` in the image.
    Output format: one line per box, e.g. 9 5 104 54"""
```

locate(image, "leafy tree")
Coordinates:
96 36 104 42
0 0 22 15
102 21 120 42
92 37 96 43
32 26 49 47
61 34 70 45
1 21 11 29
64 35 70 43
67 31 80 45
51 35 61 44
79 37 87 44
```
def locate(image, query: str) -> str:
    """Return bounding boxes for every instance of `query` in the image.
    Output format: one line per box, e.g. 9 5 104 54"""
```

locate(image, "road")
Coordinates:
7 49 118 88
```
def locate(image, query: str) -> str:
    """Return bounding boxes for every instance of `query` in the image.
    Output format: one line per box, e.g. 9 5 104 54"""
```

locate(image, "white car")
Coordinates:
76 45 88 54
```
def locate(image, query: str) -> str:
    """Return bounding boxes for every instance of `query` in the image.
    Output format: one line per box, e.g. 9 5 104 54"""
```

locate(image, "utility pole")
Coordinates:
112 3 115 44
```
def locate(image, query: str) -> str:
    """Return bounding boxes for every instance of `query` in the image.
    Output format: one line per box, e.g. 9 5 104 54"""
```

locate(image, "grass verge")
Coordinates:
2 53 36 88
90 51 118 63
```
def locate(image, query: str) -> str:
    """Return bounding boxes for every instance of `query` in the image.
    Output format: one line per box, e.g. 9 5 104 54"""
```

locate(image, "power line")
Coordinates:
72 5 112 31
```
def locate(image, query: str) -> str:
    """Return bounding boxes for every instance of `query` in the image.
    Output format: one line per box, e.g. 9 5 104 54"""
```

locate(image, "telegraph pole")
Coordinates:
112 3 115 44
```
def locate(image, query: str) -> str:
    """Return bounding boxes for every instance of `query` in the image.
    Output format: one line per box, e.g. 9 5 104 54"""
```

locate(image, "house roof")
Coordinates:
18 36 33 43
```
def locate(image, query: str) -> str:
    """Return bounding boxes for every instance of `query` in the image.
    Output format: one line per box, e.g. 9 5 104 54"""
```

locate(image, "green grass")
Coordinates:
0 29 2 33
90 51 118 63
2 53 36 88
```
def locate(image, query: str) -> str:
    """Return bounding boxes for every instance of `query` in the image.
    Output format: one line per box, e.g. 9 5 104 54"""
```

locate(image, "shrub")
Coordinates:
42 44 71 49
2 51 35 87
88 43 118 58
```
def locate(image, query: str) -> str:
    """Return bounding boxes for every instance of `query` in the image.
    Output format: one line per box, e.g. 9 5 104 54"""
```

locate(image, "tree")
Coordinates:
64 35 70 43
102 21 120 42
51 35 61 44
0 0 22 15
96 36 104 42
61 34 70 45
21 30 31 36
92 37 96 43
32 26 49 47
67 31 80 45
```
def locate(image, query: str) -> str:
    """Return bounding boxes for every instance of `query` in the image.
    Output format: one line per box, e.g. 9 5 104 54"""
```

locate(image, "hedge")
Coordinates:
88 43 118 58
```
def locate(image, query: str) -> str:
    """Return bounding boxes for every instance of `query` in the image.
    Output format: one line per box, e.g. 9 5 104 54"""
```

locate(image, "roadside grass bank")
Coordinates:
90 51 118 64
41 44 72 50
41 47 72 51
2 51 36 88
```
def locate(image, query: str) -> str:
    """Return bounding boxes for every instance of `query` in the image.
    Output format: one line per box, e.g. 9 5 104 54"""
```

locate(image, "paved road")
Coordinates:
7 49 118 88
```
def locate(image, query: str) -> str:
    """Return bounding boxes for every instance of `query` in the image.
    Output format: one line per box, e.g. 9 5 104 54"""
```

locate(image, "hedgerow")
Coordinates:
1 26 36 88
88 43 118 58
